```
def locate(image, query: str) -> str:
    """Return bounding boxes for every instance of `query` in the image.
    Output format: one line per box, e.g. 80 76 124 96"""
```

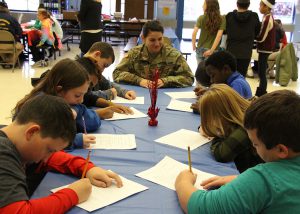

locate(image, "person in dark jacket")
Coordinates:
225 0 261 77
0 1 24 66
77 0 103 56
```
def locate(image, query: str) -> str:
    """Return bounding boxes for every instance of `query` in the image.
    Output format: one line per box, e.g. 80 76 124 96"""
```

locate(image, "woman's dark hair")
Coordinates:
142 20 164 38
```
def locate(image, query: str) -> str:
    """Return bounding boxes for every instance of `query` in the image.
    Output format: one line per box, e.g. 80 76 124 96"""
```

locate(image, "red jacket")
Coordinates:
0 151 95 214
257 13 276 53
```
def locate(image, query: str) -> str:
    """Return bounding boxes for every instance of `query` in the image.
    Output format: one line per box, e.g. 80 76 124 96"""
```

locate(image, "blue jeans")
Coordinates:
195 47 209 65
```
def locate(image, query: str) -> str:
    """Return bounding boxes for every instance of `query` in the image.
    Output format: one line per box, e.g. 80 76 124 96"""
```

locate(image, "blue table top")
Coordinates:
32 85 238 214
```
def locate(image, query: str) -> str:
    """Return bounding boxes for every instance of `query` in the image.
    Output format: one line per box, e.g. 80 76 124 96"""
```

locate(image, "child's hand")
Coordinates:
67 178 92 203
96 108 114 119
191 102 200 114
83 134 96 148
200 175 237 190
86 167 123 188
194 86 207 97
125 90 136 100
175 170 197 188
110 104 133 115
139 79 152 88
110 88 117 99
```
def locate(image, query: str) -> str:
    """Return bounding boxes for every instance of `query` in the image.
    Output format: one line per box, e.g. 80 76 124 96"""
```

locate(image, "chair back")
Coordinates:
0 30 16 52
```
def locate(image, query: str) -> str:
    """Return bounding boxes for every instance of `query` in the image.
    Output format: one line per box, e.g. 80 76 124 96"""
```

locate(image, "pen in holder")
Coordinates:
147 67 160 126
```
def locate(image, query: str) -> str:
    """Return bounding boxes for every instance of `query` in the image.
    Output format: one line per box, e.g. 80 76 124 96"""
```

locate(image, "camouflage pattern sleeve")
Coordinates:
160 50 194 88
112 48 143 86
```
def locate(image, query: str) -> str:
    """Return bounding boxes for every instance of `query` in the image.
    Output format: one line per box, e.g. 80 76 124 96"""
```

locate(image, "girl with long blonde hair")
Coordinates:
199 84 263 172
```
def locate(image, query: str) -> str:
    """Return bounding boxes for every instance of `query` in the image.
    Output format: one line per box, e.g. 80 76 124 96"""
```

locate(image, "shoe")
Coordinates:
246 69 254 78
255 87 267 97
31 60 42 67
268 69 275 79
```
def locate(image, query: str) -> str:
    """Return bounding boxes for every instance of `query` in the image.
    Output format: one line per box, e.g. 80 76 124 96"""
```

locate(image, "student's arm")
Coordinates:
203 29 223 57
185 166 271 214
210 127 250 162
77 0 88 21
203 16 226 57
192 27 199 51
0 188 78 214
160 54 194 87
175 170 198 213
256 15 272 43
44 151 123 188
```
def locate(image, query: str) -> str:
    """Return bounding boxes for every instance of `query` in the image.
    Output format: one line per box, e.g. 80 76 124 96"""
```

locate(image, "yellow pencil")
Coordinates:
81 150 91 179
188 146 192 173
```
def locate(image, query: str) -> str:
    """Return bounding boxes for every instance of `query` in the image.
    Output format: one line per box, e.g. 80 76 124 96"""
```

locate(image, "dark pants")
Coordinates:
256 52 270 96
79 31 102 55
236 58 251 77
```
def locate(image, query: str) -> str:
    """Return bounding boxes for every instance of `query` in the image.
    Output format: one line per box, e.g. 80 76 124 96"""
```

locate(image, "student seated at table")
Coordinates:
29 9 55 65
0 1 24 67
191 51 252 113
199 84 263 173
0 95 122 213
175 90 300 213
196 51 252 98
77 42 136 108
113 20 194 88
14 58 100 149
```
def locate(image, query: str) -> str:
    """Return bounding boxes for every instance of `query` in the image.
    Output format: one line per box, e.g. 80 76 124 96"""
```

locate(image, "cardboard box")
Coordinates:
62 10 78 20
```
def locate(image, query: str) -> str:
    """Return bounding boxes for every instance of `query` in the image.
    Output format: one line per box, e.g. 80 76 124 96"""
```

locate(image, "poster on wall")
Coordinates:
273 0 295 23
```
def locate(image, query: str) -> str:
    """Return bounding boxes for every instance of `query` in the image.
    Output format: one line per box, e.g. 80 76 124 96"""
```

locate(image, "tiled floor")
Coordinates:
0 41 299 125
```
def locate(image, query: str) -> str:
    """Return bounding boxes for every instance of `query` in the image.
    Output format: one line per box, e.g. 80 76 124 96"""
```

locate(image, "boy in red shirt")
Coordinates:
0 95 122 213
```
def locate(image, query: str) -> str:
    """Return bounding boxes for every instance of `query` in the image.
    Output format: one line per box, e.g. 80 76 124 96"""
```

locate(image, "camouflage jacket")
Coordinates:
113 44 194 87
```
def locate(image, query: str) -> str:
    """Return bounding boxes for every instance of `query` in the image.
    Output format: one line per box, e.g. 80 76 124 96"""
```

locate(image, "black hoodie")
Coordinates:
226 10 261 59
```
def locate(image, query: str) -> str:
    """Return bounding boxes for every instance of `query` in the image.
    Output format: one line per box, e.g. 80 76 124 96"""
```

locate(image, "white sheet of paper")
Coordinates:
88 134 136 150
167 99 193 112
165 91 196 99
136 156 216 191
112 96 144 105
155 129 210 150
105 107 147 121
51 175 148 212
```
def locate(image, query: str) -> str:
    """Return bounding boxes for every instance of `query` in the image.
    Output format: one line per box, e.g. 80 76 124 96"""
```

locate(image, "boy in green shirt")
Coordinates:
175 90 300 213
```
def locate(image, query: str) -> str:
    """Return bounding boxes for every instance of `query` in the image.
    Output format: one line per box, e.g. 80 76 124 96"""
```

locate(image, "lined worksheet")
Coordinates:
155 129 210 150
51 175 148 212
136 156 216 191
88 134 136 150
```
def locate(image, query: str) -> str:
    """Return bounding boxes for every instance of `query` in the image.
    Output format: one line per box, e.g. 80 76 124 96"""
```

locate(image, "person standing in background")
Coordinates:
192 0 226 64
226 0 261 77
77 0 102 56
255 0 276 96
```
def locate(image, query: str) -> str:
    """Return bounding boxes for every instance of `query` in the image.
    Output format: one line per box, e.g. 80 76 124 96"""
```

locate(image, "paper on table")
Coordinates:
105 107 147 121
155 129 210 150
165 91 196 99
112 96 144 105
88 134 136 150
51 175 148 212
136 156 216 191
167 99 193 112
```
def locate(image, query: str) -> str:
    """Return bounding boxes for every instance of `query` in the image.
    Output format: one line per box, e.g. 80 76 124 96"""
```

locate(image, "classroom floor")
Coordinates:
0 41 299 125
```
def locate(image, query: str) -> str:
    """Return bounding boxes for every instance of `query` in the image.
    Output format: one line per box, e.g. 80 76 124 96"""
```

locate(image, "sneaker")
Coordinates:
268 69 275 79
246 68 254 78
31 60 42 67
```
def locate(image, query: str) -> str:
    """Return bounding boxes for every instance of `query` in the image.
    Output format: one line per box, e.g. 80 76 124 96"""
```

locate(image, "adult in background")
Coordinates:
77 0 102 56
0 1 23 67
113 20 194 88
226 0 261 77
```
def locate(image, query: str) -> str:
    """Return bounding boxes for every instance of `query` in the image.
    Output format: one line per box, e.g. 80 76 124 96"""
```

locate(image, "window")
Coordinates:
6 0 39 11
